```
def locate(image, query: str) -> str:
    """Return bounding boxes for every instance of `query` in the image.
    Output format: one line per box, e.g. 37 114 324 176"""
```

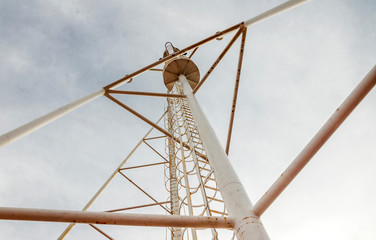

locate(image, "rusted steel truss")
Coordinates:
118 171 172 214
104 23 242 90
193 26 244 94
225 28 247 155
89 224 114 240
2 1 376 239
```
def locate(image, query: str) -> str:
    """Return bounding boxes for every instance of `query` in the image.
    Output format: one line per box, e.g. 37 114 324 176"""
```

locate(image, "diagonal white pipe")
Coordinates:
252 65 376 217
244 0 310 27
0 89 105 148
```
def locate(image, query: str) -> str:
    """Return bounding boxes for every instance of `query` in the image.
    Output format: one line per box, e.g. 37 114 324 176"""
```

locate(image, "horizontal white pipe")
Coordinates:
244 0 310 27
252 65 376 217
0 89 105 148
0 207 234 229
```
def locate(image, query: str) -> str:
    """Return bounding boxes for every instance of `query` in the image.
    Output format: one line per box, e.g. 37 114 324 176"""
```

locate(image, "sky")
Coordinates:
0 0 375 239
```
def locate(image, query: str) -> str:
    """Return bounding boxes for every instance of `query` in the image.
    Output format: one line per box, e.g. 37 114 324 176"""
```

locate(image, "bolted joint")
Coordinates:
234 214 270 240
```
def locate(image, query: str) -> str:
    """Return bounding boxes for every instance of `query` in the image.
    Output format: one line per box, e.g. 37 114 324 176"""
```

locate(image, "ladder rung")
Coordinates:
198 159 209 164
205 177 216 181
197 154 208 160
199 166 211 172
204 185 218 191
207 197 224 203
210 209 228 216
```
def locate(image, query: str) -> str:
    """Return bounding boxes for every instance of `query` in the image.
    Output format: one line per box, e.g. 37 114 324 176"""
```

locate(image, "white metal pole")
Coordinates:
244 0 310 27
177 96 219 239
0 207 234 229
0 89 105 148
179 75 270 240
252 65 376 217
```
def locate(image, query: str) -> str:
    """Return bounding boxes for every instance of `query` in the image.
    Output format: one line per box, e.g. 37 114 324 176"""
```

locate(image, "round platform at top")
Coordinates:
163 57 200 91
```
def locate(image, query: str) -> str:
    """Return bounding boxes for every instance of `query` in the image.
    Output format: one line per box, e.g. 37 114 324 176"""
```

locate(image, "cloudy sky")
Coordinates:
0 0 375 239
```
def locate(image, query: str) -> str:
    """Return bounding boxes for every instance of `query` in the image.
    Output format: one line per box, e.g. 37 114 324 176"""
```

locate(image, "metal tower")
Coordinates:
1 0 376 239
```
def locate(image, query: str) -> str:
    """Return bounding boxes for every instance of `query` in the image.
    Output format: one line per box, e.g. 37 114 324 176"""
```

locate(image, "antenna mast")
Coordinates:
2 0 375 239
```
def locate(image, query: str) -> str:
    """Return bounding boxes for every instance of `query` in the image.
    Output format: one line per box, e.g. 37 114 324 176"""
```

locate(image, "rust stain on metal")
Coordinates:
95 221 107 224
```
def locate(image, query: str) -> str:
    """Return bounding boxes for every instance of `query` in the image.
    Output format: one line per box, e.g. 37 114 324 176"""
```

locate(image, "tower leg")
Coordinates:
179 75 270 240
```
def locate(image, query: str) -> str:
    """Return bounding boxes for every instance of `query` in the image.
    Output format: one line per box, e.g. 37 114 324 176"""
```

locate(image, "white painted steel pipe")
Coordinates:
179 75 269 240
244 0 310 27
0 89 105 148
252 65 376 217
0 207 234 229
58 112 166 239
